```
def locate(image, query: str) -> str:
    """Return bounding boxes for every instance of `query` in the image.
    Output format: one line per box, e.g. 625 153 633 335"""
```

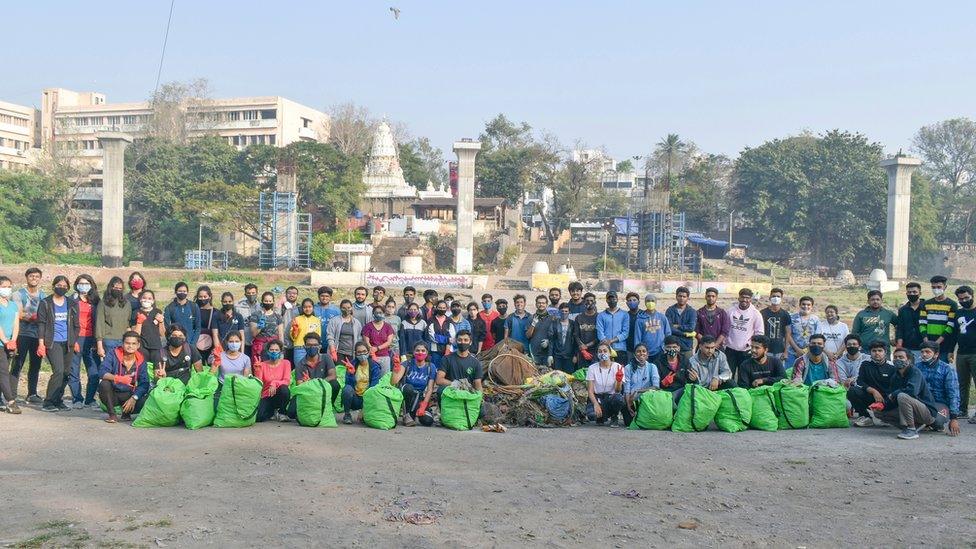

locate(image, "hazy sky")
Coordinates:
5 1 974 160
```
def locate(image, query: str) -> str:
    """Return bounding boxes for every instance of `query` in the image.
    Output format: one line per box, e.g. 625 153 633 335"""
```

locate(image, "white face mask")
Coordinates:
770 296 782 305
932 288 945 297
141 300 154 310
0 287 11 299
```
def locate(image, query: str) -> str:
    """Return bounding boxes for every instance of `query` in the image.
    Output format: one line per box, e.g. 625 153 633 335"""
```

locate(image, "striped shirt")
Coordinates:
919 298 957 340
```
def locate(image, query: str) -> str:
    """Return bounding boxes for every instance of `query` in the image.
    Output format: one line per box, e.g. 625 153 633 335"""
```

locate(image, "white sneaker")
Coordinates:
88 402 101 411
71 401 84 410
278 413 290 423
853 416 874 427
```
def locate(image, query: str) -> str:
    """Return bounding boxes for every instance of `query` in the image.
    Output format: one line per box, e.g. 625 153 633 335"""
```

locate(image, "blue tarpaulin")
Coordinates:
613 217 639 236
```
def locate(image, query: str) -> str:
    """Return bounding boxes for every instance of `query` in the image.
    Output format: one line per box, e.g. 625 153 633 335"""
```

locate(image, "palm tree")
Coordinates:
656 133 685 191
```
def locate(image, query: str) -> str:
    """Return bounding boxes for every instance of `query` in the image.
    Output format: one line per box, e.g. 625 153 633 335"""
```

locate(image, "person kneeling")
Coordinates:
622 343 660 427
97 331 149 423
392 342 436 426
585 343 625 426
287 333 340 420
880 345 960 440
254 339 291 422
341 341 382 424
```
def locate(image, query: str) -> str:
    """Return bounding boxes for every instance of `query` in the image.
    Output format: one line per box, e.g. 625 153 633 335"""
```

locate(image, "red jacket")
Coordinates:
478 310 500 350
254 359 292 398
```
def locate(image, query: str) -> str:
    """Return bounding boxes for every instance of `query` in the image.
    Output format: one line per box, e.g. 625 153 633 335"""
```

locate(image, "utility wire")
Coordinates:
153 0 176 98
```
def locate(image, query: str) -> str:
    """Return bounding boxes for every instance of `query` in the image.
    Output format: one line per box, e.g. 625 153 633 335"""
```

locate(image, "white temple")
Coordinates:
362 121 419 198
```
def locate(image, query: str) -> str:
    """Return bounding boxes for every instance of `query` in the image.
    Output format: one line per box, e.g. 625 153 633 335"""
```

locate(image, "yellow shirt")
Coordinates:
290 314 322 347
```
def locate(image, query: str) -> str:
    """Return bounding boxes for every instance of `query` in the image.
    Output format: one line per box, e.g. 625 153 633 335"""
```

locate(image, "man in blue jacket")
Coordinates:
913 341 962 436
164 282 201 346
97 331 149 423
879 346 958 440
597 291 630 366
635 294 672 363
666 286 697 358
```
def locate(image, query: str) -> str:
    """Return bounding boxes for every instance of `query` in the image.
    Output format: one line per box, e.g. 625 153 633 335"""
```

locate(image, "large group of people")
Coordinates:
0 269 972 439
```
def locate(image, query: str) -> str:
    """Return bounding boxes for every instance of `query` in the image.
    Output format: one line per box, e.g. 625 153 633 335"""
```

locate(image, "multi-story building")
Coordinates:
0 100 39 171
40 88 330 255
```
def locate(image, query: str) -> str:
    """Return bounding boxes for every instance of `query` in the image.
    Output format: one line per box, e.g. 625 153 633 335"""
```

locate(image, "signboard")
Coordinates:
333 243 373 253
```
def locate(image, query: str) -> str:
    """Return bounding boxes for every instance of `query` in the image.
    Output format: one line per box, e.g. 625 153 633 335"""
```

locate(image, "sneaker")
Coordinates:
854 416 874 427
277 413 290 423
41 404 59 412
71 401 84 410
609 419 620 428
56 403 70 411
6 401 22 414
342 413 353 425
26 394 42 404
968 415 976 425
897 427 920 440
403 415 416 427
88 402 101 411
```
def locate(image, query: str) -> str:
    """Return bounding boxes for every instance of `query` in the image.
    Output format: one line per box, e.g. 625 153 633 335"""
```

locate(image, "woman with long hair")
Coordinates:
96 276 131 361
68 274 101 409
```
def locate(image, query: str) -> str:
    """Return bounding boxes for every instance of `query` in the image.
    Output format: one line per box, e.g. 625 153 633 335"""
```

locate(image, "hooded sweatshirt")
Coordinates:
726 304 765 352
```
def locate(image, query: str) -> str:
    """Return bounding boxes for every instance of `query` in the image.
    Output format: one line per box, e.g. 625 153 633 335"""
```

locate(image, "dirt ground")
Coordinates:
2 402 976 548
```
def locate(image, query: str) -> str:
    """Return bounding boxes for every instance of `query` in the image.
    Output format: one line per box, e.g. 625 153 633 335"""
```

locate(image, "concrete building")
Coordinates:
0 100 39 171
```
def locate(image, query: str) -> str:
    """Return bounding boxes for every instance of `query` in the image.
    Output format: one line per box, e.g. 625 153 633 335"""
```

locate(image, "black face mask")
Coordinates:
53 287 68 297
167 336 185 348
906 294 920 303
222 304 234 312
497 307 508 315
305 346 320 357
607 299 618 308
434 310 446 317
261 302 274 311
960 298 973 309
457 343 471 353
176 292 188 301
585 302 596 311
197 298 210 306
111 289 124 299
665 349 679 357
846 346 860 355
451 308 462 316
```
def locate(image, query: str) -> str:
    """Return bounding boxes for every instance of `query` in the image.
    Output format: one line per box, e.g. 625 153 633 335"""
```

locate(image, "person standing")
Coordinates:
635 294 671 363
787 296 821 369
504 294 532 349
951 285 976 422
215 292 246 346
449 301 470 337
466 302 487 354
164 282 201 348
11 267 45 403
195 286 218 365
278 286 300 364
477 293 500 351
0 276 22 414
760 288 792 362
125 272 147 323
820 305 849 361
289 299 322 367
696 287 730 350
575 293 600 365
566 281 586 318
426 300 456 369
351 286 372 327
68 275 100 409
725 288 764 378
547 302 579 373
383 299 402 360
896 282 926 363
489 299 508 346
362 305 395 375
852 290 896 353
666 287 697 359
313 286 341 354
328 300 362 365
920 275 958 363
95 277 132 364
235 283 260 358
396 286 418 321
527 295 555 366
398 302 427 360
131 290 165 366
625 292 645 354
37 276 79 412
597 291 630 365
249 291 284 365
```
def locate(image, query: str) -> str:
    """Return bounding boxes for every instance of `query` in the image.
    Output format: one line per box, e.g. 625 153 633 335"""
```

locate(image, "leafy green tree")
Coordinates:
908 172 942 276
276 140 364 225
476 114 550 205
670 153 732 230
654 133 687 190
0 172 60 262
912 117 976 242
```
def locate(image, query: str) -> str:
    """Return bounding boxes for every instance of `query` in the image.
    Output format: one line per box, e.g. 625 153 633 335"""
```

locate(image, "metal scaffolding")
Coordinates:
637 210 694 273
258 191 311 269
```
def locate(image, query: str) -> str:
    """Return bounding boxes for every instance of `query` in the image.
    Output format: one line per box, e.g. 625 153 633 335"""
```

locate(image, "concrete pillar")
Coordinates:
881 155 921 280
453 140 481 273
97 132 133 267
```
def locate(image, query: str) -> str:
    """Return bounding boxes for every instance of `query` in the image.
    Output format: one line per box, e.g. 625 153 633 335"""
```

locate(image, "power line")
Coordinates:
153 0 176 98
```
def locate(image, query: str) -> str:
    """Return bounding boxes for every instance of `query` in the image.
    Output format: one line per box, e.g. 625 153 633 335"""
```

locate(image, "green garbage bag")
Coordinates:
748 385 779 431
181 371 219 430
291 378 338 428
440 387 483 430
573 368 587 382
627 389 673 430
809 383 850 429
362 372 403 430
333 368 347 413
672 384 722 432
784 366 793 381
774 380 810 430
214 375 262 428
133 377 186 428
714 387 753 433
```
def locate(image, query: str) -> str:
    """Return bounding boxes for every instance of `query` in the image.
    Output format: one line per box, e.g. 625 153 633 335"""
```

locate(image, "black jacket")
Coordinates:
655 353 692 391
547 319 580 359
854 359 896 394
36 295 79 348
895 302 925 350
888 365 938 417
736 355 786 389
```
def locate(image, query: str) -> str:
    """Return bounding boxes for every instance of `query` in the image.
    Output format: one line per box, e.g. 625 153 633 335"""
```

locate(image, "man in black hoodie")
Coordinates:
848 340 896 427
879 347 944 440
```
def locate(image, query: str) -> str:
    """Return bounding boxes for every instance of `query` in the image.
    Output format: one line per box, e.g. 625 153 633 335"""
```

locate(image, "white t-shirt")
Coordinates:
820 320 849 355
586 362 622 394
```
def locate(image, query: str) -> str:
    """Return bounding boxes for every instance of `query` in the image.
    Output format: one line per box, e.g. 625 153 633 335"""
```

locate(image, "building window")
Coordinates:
123 115 137 125
268 134 276 145
228 111 241 121
301 117 312 128
260 109 277 120
243 110 258 121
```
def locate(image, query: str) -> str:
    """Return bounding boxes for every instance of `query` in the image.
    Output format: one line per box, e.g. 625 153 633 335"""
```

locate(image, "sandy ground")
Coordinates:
2 402 976 548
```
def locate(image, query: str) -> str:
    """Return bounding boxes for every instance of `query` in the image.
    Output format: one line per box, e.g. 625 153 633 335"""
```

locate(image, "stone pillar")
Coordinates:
97 132 133 267
453 140 481 273
881 155 921 280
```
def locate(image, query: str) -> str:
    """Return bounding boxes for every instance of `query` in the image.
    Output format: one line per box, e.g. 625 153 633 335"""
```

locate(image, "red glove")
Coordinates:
37 345 46 358
392 353 401 370
73 342 80 353
868 402 884 411
581 348 593 361
661 372 675 388
329 347 338 362
416 401 429 417
343 359 356 375
370 350 379 362
115 374 133 386
393 362 403 374
290 322 301 340
135 312 147 325
615 368 624 383
211 353 222 367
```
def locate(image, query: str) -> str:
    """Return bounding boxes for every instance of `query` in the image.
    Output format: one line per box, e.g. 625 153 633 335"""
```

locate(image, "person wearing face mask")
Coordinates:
725 288 764 379
328 299 363 366
249 291 284 365
696 288 730 351
288 332 340 417
131 290 165 366
396 286 417 321
95 276 132 365
621 343 661 427
383 299 402 360
278 286 300 363
584 343 625 426
235 283 261 357
477 293 499 351
466 302 487 355
351 287 372 327
125 272 147 321
655 336 691 393
215 332 251 383
0 276 23 414
156 324 203 386
435 331 484 397
836 334 868 389
420 289 439 321
164 282 201 349
953 286 976 422
575 293 599 364
289 299 322 366
398 302 427 360
341 341 382 424
624 292 645 354
215 292 246 346
760 288 792 362
314 287 341 352
11 267 45 404
362 305 395 374
392 342 437 426
504 294 532 349
912 340 962 436
597 291 630 366
634 294 671 363
449 301 471 337
790 334 840 385
896 282 926 363
849 341 897 427
253 339 292 422
665 287 696 359
37 275 80 412
880 346 958 440
68 274 100 409
426 300 457 368
820 305 849 361
547 303 580 373
489 299 508 347
194 285 218 365
852 290 896 354
737 335 786 389
920 275 958 363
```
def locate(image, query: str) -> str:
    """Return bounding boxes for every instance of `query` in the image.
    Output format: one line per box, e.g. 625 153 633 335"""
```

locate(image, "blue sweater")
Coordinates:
596 309 630 352
164 300 202 345
635 310 672 355
665 305 697 351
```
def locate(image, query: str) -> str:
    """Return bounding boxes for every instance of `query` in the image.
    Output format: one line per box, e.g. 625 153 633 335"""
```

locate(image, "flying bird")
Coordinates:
389 6 400 20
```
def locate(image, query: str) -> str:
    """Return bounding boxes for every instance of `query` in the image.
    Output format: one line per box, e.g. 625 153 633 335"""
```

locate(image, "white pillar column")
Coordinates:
97 132 133 267
453 140 481 274
881 155 921 280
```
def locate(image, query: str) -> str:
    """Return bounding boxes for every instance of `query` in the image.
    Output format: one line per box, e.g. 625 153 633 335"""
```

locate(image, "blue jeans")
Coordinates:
69 336 101 404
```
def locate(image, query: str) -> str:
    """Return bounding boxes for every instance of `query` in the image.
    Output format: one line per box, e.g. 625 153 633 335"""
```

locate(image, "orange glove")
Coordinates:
661 371 676 388
115 374 133 386
213 342 223 355
392 353 401 370
343 358 356 375
868 402 884 411
74 342 80 353
37 345 46 358
370 350 379 362
5 340 16 351
135 312 147 325
444 348 452 356
615 368 624 383
290 321 301 340
393 362 403 374
416 401 429 417
581 348 593 361
211 353 222 367
329 347 338 362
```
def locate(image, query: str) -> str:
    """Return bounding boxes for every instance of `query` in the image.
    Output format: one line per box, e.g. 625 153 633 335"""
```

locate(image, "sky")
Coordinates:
4 1 975 160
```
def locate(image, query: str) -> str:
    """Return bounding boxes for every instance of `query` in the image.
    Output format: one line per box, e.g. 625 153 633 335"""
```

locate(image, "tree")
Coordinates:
654 133 688 190
912 118 976 242
399 137 447 188
670 153 732 230
615 159 633 173
327 102 375 159
146 78 213 144
0 172 61 262
277 140 364 227
908 172 942 276
733 131 887 270
476 114 553 205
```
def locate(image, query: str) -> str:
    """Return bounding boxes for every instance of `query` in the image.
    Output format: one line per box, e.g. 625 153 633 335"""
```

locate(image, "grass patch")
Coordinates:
13 520 78 549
